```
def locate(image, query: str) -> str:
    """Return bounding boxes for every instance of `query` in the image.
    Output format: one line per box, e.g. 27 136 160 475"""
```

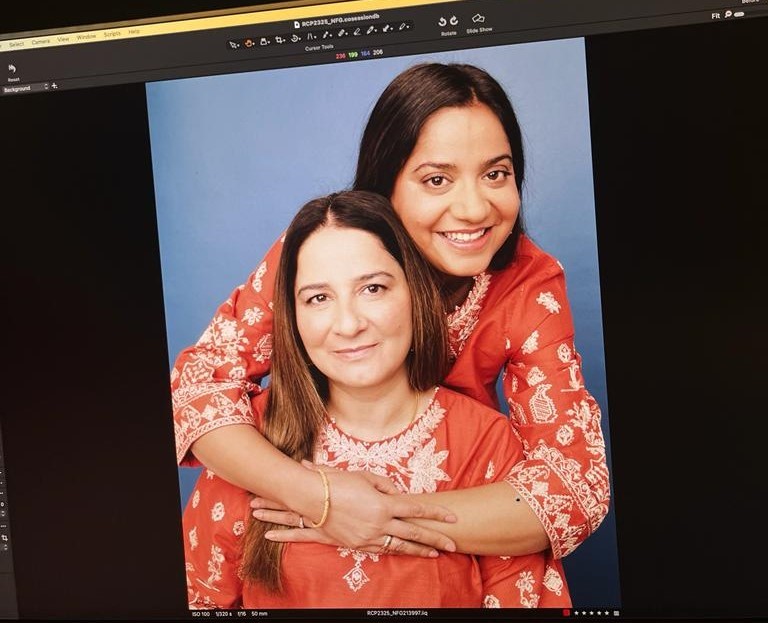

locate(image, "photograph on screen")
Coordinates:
147 38 619 611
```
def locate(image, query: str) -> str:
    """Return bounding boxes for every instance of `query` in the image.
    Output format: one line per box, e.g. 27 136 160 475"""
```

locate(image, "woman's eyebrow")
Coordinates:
296 282 329 297
295 271 395 297
354 271 395 283
411 153 513 173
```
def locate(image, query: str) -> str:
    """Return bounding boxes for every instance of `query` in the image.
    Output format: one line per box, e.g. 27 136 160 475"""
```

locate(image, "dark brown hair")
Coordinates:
239 190 450 591
354 62 526 271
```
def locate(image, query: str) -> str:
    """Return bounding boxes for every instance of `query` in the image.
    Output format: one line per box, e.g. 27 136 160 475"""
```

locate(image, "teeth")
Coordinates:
442 229 486 242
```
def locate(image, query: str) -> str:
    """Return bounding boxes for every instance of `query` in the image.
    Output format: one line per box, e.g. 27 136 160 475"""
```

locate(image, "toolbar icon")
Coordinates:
472 13 486 23
449 15 459 26
8 64 16 73
438 16 447 26
291 33 301 42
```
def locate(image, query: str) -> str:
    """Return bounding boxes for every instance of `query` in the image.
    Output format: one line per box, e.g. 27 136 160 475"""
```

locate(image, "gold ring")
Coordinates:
382 534 393 550
298 516 305 529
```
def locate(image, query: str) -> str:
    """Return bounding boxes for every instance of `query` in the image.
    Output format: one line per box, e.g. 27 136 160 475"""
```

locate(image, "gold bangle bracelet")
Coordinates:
310 469 330 528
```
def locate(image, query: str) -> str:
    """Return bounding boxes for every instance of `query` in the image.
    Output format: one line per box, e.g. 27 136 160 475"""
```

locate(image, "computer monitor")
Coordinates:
1 1 765 621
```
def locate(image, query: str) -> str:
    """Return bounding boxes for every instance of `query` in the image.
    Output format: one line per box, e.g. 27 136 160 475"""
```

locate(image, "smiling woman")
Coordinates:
389 103 521 280
181 190 572 608
294 227 414 401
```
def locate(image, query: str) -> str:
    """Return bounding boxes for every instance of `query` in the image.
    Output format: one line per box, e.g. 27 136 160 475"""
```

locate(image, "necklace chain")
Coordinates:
329 390 421 444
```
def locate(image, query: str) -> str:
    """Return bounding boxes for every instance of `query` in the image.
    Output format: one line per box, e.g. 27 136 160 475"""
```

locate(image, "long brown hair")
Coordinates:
354 62 526 271
239 190 449 591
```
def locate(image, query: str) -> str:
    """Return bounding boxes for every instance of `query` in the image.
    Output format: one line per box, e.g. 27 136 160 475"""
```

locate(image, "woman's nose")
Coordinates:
450 182 490 223
332 299 367 336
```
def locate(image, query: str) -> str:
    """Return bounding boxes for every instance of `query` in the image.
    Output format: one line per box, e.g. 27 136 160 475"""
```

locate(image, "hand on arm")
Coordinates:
193 430 458 557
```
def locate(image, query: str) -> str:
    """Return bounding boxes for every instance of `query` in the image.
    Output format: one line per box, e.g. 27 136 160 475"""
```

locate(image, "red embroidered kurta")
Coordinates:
172 234 610 558
183 387 570 609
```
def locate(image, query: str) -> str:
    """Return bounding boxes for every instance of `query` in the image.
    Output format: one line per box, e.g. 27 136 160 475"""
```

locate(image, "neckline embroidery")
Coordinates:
316 388 448 492
446 272 491 358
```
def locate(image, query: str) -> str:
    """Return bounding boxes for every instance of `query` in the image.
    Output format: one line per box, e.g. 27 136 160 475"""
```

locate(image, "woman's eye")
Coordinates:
486 169 510 182
307 294 327 305
364 284 384 294
425 175 446 187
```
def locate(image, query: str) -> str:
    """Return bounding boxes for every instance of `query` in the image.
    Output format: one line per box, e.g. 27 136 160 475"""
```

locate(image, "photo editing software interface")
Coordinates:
2 0 766 621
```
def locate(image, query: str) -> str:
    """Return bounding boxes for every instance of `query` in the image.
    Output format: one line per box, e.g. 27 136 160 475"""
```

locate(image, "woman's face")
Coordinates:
390 102 521 277
294 226 412 393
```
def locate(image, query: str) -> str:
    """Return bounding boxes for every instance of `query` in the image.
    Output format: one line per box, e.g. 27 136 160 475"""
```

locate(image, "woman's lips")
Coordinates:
438 227 491 250
333 344 377 361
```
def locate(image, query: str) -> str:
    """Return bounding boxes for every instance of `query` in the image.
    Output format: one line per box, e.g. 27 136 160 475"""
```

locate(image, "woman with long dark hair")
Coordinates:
173 62 609 565
182 191 570 608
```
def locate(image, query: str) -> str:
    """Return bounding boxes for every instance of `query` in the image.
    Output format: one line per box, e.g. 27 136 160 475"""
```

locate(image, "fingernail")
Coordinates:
253 510 264 519
428 550 439 558
445 514 458 523
264 531 276 540
445 542 456 552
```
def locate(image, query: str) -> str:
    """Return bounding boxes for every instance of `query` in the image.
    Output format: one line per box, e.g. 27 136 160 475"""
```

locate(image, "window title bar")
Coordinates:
0 0 457 52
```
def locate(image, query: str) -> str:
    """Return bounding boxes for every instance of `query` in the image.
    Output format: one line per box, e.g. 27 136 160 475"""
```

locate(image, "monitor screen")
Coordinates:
2 1 766 622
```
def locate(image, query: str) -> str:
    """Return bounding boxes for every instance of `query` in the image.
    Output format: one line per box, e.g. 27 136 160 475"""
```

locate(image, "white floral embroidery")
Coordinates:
192 490 200 508
536 291 561 314
178 358 214 388
232 520 245 537
195 316 249 367
556 425 575 446
211 502 225 522
253 334 273 363
485 460 495 481
557 343 573 363
243 306 265 326
483 594 501 608
447 273 491 357
188 526 198 551
516 570 540 608
562 360 584 392
505 337 511 351
526 366 546 386
205 469 215 479
521 330 540 355
507 398 527 426
407 438 450 493
319 397 447 493
529 384 557 423
543 566 564 595
228 366 246 381
337 548 381 592
206 544 225 586
251 261 267 293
